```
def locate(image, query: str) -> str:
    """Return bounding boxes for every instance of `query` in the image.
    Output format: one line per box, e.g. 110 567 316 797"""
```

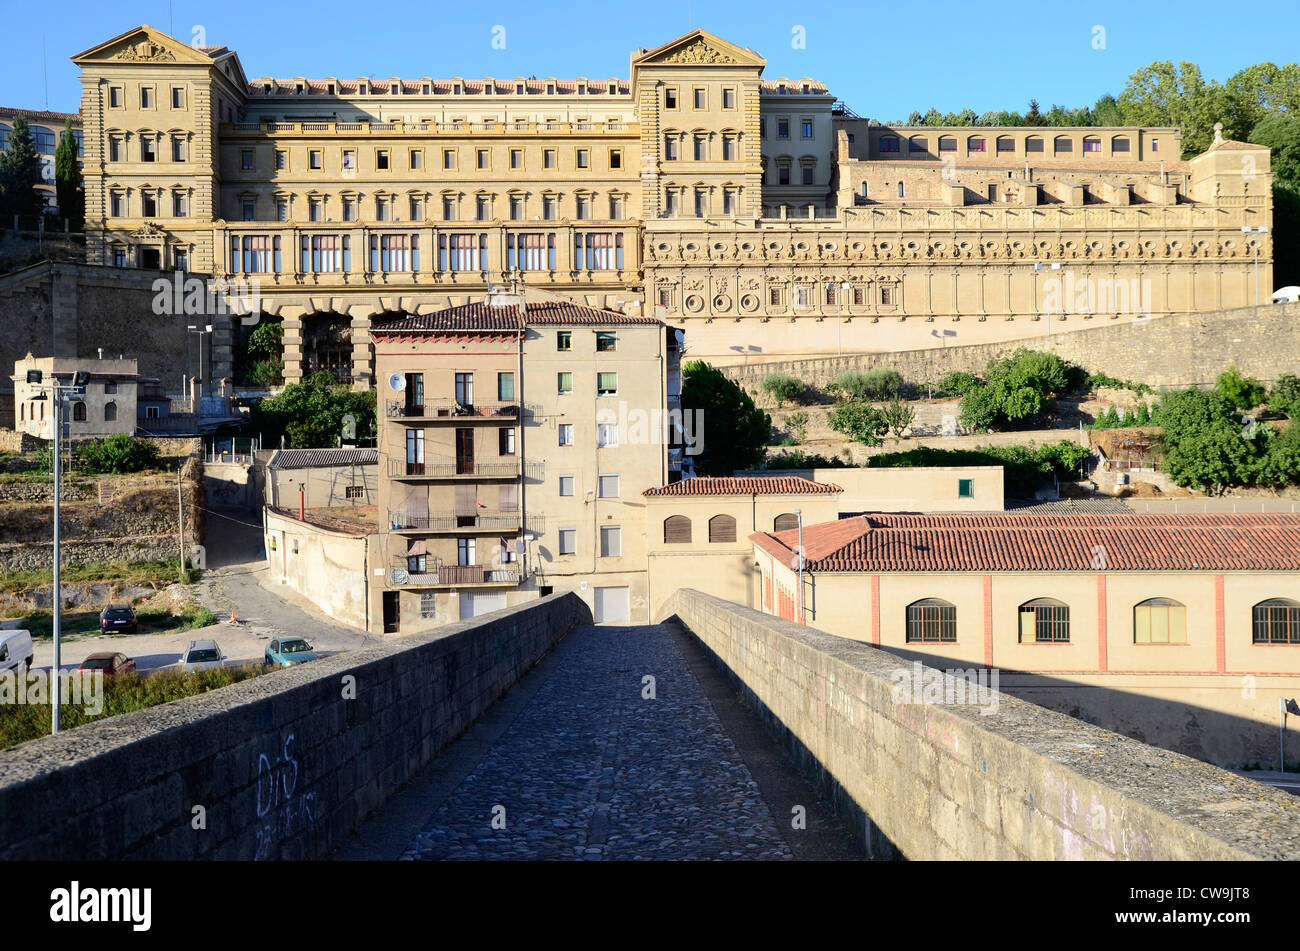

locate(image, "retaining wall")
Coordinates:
660 588 1300 860
0 593 590 860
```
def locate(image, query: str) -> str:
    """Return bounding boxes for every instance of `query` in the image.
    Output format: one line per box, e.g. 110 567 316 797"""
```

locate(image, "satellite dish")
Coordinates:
390 567 409 585
388 373 407 392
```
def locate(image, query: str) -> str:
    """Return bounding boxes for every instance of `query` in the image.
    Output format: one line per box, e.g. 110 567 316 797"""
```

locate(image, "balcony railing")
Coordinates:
389 459 525 479
389 511 544 533
401 565 524 587
386 399 521 420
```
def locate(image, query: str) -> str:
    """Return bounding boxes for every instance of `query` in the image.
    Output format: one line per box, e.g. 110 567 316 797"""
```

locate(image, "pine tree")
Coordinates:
55 119 83 230
0 114 44 221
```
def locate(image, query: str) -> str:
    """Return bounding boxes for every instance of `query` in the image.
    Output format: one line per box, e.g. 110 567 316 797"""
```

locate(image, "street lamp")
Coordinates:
827 281 852 357
1034 261 1061 337
792 508 804 624
27 367 89 734
1241 226 1269 306
187 323 213 406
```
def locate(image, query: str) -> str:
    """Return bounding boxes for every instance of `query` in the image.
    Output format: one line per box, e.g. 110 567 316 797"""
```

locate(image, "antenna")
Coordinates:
388 373 407 392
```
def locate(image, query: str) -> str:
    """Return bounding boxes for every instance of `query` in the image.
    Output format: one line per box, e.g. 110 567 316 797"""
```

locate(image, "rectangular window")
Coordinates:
881 285 894 305
377 149 390 170
410 149 423 169
231 235 282 274
141 138 156 162
307 150 322 170
110 192 124 217
573 232 623 270
558 424 573 446
558 474 575 496
801 119 813 138
476 196 491 220
420 592 437 619
108 136 123 162
543 149 556 169
597 423 618 448
171 86 185 109
172 137 188 162
443 149 456 170
558 528 577 555
241 149 254 170
172 192 187 217
1134 602 1188 644
1151 138 1159 152
778 119 790 140
664 87 678 109
497 372 515 401
596 331 616 352
598 474 619 497
142 193 158 217
609 149 622 170
299 235 350 273
308 198 322 222
439 232 487 271
477 149 490 170
969 138 986 153
577 149 589 169
556 330 572 351
722 87 735 109
557 371 573 395
140 86 154 109
369 233 419 272
457 537 476 567
958 479 974 498
375 197 390 221
693 88 706 109
510 148 523 170
455 373 474 407
340 198 355 222
442 196 457 220
664 137 679 161
109 86 122 108
498 427 516 455
600 526 622 558
597 372 617 396
345 485 364 500
507 232 554 270
1019 604 1070 643
409 197 424 221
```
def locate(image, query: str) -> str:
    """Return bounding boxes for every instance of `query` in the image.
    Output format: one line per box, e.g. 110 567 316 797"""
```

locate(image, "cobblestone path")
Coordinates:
401 624 795 860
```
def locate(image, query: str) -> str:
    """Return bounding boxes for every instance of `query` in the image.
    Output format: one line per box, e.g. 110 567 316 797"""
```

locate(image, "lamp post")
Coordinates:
1241 226 1269 306
187 323 213 407
828 281 851 357
793 508 804 624
1034 261 1060 337
27 367 89 734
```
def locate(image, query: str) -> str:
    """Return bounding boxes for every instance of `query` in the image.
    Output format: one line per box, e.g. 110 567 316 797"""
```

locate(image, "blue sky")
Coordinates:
3 0 1298 120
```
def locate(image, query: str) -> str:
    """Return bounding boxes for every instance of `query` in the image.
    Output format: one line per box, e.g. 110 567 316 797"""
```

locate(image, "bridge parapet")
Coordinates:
660 589 1300 860
0 593 590 860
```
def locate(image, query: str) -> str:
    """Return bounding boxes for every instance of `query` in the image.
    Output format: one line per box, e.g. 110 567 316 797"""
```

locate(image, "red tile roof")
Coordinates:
371 300 658 336
0 107 81 124
645 476 841 497
751 512 1300 573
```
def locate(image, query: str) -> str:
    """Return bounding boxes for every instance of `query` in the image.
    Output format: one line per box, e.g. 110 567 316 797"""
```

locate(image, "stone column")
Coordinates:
280 306 306 385
350 305 375 391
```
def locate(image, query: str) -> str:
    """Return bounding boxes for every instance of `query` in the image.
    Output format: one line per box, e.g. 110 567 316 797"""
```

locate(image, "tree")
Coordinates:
1250 114 1300 191
762 373 804 407
1023 100 1046 126
938 370 980 398
234 319 284 386
1268 373 1300 418
73 434 160 474
680 360 770 476
784 410 809 443
958 383 1001 433
881 394 916 438
1157 387 1261 493
0 114 43 220
54 119 83 230
253 371 376 449
1216 366 1267 409
828 401 888 446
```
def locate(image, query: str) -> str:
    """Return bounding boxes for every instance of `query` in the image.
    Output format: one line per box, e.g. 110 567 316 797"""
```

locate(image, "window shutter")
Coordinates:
708 515 737 543
773 513 798 532
664 516 691 544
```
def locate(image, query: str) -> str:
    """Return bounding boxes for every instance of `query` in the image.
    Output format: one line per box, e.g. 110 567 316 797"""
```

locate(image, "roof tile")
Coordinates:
645 476 841 497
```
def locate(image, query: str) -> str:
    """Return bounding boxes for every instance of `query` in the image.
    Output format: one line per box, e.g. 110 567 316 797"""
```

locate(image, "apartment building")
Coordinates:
370 291 676 631
71 24 1273 370
751 512 1300 765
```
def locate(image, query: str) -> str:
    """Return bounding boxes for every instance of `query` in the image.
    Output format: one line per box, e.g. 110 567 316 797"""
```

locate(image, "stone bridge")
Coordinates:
1 591 1297 861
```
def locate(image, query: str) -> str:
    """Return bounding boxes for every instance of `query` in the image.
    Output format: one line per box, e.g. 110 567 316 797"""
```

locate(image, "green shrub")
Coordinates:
761 448 852 469
1134 402 1151 425
827 368 903 401
73 434 160 474
1216 366 1267 410
827 401 888 446
1085 372 1154 395
1268 373 1300 418
881 394 916 437
937 371 981 398
762 373 805 407
784 410 809 443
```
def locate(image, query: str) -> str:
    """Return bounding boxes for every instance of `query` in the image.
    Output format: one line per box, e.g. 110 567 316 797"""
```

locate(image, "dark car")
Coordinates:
99 604 137 634
78 652 136 677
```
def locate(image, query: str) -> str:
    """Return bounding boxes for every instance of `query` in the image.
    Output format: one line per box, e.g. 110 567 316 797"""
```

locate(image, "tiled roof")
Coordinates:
0 106 81 123
761 79 830 94
1209 139 1265 151
268 448 377 469
645 476 841 497
371 300 657 335
1005 498 1135 514
750 512 1300 573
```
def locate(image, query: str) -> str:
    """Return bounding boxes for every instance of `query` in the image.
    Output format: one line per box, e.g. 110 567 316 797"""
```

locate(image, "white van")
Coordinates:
0 631 34 675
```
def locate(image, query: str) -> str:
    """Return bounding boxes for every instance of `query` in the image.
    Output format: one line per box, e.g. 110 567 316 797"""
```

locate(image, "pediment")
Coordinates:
72 25 215 67
633 30 766 69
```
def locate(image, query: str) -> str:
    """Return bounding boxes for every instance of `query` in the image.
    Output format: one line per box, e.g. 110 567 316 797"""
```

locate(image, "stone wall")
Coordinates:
660 589 1300 860
718 302 1300 395
0 593 590 860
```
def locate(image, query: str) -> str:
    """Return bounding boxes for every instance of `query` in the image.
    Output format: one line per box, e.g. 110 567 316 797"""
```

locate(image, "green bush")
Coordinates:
1216 366 1267 410
761 449 852 469
784 410 809 443
866 441 1090 498
881 394 916 438
827 368 903 401
1134 402 1152 425
1268 373 1300 418
827 401 888 446
762 373 805 407
1085 372 1154 395
937 371 981 398
73 434 160 474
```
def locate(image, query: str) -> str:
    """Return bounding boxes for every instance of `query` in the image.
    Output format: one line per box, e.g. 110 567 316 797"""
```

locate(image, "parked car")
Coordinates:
99 604 137 634
78 652 136 677
0 630 33 675
179 639 226 673
264 637 318 668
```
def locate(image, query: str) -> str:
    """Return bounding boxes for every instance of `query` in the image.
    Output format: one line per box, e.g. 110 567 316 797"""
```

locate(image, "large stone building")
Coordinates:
0 106 83 216
70 24 1275 379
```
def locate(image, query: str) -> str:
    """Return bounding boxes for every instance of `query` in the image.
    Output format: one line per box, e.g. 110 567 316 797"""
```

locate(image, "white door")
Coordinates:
460 591 507 619
594 586 629 623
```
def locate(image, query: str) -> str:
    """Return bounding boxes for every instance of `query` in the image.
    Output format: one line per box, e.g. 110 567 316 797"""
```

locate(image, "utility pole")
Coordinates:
51 388 61 733
177 464 186 582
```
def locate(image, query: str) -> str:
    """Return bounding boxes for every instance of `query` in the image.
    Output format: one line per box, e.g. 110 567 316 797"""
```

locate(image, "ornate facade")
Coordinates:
71 25 1274 380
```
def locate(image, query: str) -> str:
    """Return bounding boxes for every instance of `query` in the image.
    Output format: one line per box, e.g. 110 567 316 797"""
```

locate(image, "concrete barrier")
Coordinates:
660 589 1300 860
0 593 590 860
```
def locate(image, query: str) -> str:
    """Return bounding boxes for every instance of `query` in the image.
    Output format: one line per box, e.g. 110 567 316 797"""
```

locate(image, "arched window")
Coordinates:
1053 135 1073 155
879 136 900 153
907 599 956 643
663 515 692 544
72 401 87 422
938 136 957 153
1111 135 1130 154
908 135 928 154
1253 599 1300 644
1134 598 1187 644
773 513 799 532
103 401 117 422
1083 135 1102 154
996 135 1015 154
1018 598 1069 643
708 514 737 543
1025 135 1044 154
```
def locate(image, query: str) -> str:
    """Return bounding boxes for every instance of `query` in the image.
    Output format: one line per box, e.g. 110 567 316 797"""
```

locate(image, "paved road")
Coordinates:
29 510 377 675
335 622 861 861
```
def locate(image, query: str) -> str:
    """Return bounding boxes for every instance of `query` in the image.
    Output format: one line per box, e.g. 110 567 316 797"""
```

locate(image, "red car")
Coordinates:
78 652 136 676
